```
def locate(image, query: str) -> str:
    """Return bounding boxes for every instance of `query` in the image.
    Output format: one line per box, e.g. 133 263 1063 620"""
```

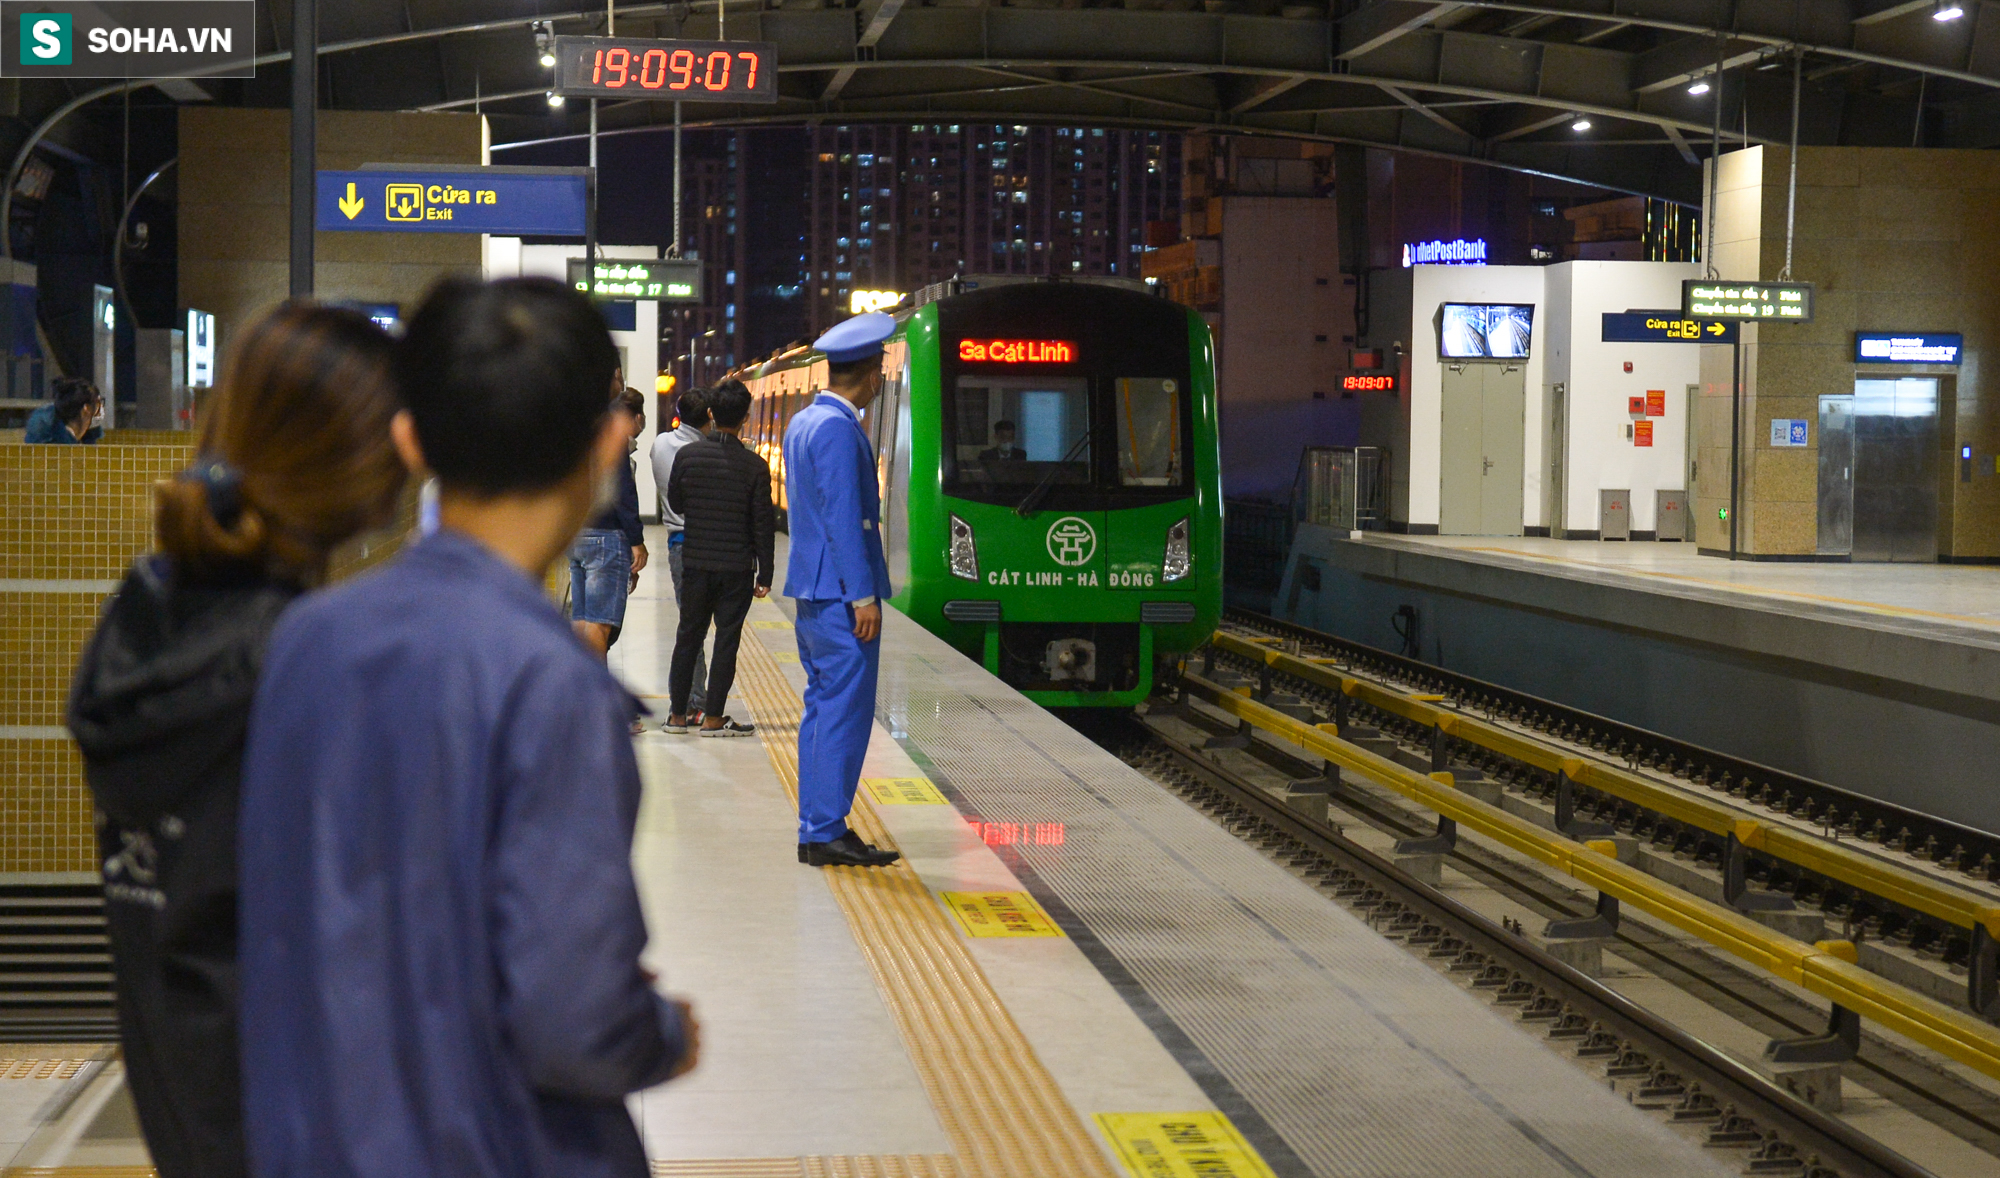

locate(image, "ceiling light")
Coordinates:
1934 2 1965 19
546 91 564 108
1571 118 1592 132
540 50 557 68
534 22 556 68
1688 80 1711 96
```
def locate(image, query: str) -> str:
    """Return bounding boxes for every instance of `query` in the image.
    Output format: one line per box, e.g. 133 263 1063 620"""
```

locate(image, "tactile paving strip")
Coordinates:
653 1159 959 1178
732 629 1117 1178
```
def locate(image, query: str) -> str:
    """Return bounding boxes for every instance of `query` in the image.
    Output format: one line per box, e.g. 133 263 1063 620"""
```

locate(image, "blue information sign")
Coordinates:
315 167 589 236
1855 332 1960 365
1601 311 1738 344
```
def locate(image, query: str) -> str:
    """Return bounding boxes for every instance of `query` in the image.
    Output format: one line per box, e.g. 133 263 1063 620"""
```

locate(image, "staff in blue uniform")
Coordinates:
786 313 901 868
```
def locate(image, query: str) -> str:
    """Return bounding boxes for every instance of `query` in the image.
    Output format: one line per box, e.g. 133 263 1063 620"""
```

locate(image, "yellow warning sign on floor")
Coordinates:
941 891 1064 938
863 777 948 805
1095 1112 1277 1178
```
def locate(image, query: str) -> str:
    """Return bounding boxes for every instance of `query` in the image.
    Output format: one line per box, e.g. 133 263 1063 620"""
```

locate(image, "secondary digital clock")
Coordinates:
1340 374 1396 392
553 36 778 104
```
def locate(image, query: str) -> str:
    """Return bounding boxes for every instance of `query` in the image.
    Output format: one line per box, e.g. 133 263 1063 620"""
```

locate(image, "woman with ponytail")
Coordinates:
66 303 407 1178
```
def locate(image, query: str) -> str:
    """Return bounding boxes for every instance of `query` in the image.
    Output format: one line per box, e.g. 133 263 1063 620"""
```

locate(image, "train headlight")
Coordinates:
1162 517 1191 581
949 514 979 580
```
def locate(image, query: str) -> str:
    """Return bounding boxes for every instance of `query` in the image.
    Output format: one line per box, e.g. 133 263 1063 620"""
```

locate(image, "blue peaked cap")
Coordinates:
814 312 896 364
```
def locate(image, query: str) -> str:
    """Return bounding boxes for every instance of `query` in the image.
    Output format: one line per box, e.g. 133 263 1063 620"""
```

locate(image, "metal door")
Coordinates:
1440 363 1484 534
1817 395 1853 556
1852 378 1938 563
1480 363 1526 535
1684 383 1700 529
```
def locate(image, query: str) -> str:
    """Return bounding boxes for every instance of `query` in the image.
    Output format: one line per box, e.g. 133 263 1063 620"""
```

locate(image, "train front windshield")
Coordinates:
944 374 1188 504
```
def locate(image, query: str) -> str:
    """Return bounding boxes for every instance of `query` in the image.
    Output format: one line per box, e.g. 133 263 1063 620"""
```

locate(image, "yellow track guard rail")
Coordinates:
1207 631 2000 946
1180 672 2000 1082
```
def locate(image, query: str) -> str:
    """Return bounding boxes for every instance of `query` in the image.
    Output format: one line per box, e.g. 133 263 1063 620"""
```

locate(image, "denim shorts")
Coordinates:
568 529 632 627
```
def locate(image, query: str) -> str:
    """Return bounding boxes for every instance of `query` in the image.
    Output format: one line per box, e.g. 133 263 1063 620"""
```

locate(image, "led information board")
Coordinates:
316 167 589 236
1341 374 1397 392
1682 280 1814 322
1855 332 1961 365
553 36 777 103
567 258 702 302
1601 311 1738 344
957 339 1076 364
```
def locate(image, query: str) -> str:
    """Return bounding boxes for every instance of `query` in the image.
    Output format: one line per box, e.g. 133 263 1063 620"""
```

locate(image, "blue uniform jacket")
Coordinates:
783 392 893 603
239 530 685 1178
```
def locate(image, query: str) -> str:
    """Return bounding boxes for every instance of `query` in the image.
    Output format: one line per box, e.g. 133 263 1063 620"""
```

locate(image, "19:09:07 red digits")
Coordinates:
590 47 760 91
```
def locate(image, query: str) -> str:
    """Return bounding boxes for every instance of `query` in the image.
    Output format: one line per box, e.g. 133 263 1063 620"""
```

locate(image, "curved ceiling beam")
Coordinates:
488 106 1703 206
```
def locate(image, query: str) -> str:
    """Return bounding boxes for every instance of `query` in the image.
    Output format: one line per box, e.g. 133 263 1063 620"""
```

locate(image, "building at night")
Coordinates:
799 124 1180 338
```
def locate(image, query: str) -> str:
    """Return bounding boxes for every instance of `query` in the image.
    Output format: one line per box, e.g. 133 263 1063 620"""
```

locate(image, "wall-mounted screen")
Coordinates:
1439 303 1534 359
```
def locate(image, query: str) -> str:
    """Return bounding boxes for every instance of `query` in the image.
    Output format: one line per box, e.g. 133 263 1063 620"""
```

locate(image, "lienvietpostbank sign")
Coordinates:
1 2 256 78
315 167 591 237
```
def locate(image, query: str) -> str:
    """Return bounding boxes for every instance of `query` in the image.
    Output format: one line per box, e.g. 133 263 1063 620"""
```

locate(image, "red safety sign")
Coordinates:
1634 421 1655 447
1646 389 1666 416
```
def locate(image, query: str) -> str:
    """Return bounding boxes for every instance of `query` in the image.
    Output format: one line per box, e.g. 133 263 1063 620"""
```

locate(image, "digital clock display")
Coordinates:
553 36 778 104
1341 374 1396 392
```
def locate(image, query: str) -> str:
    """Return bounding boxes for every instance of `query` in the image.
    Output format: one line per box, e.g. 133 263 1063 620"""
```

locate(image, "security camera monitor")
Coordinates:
1439 303 1534 359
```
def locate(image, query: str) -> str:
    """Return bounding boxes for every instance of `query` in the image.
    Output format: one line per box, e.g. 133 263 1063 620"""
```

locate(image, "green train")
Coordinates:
740 278 1223 707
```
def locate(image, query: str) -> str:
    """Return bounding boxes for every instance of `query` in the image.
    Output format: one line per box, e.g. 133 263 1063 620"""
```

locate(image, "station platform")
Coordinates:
1276 528 2000 834
3 529 1734 1176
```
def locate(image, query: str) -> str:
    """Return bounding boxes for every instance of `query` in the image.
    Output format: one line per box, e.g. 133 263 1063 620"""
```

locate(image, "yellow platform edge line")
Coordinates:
733 624 1120 1178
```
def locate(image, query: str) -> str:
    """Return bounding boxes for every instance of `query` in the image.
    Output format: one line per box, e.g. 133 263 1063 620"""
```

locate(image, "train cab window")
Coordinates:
948 377 1092 492
1114 377 1183 486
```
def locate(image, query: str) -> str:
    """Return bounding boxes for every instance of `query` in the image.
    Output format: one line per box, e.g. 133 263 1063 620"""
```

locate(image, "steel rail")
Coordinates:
1133 719 1940 1178
1208 629 2000 947
1180 672 2000 1082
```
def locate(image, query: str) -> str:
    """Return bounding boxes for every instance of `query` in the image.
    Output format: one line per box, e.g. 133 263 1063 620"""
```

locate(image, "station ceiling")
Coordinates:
35 1 2000 203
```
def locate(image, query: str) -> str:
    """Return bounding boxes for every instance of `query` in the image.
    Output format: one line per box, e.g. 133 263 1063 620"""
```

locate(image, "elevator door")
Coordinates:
1851 378 1939 563
1440 362 1525 536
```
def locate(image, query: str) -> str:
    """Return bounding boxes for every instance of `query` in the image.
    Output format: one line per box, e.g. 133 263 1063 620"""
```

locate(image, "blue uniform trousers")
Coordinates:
794 598 880 843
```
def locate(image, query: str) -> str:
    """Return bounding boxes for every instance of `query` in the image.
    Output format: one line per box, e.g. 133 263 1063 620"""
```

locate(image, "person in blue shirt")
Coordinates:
238 277 699 1178
785 312 900 868
24 377 104 443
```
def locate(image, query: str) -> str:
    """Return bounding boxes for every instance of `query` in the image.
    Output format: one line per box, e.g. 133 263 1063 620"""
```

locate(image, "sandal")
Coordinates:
699 716 756 738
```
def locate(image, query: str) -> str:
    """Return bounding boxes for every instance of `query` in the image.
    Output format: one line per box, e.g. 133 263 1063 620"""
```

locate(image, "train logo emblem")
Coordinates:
1046 517 1097 567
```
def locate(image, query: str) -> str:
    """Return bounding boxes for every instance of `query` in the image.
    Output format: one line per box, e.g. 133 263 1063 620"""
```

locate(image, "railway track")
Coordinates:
1065 611 2000 1177
1211 609 2000 1020
1094 713 1944 1178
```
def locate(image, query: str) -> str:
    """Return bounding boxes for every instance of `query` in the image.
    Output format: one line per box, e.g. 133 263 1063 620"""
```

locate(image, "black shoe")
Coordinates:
804 831 901 868
797 842 807 864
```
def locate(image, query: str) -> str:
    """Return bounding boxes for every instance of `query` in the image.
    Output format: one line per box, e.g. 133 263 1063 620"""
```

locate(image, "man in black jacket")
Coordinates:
664 378 775 736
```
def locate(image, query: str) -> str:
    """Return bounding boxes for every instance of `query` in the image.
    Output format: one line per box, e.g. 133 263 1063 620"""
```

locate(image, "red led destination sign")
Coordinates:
553 36 778 103
957 339 1077 364
1341 374 1396 392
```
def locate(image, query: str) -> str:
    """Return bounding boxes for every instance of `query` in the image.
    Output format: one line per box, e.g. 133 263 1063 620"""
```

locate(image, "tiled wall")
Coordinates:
1702 146 2000 558
0 442 194 872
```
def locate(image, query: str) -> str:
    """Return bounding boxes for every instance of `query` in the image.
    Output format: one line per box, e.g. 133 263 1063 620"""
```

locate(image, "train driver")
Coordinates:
785 312 901 868
979 420 1026 462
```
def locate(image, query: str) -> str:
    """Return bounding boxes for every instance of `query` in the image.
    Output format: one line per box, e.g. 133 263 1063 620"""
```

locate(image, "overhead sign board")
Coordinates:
553 36 778 103
1402 238 1487 267
1682 280 1814 322
315 168 589 237
1855 332 1961 365
1601 311 1738 344
567 257 702 302
0 1 256 78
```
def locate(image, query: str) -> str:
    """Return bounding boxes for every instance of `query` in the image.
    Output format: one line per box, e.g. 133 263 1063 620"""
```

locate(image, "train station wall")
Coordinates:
1362 261 1701 536
1696 145 2000 559
179 108 486 362
1215 197 1349 498
1541 261 1702 536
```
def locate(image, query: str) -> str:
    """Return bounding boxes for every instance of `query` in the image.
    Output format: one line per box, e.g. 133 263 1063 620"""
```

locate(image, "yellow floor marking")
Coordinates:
750 619 794 630
1457 545 2000 629
941 891 1065 938
733 625 1118 1178
864 777 950 805
1094 1113 1278 1178
651 1159 957 1177
2 1169 157 1177
767 648 800 662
